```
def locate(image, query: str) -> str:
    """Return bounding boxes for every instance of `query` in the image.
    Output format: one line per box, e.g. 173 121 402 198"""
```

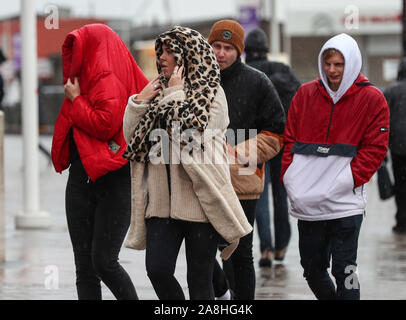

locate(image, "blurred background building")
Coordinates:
0 0 403 133
286 0 402 85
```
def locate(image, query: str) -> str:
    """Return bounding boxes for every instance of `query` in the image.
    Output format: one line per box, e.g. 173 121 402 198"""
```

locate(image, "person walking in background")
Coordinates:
245 27 301 267
383 58 406 235
122 26 252 300
208 20 286 300
0 49 5 111
51 24 149 300
281 33 389 300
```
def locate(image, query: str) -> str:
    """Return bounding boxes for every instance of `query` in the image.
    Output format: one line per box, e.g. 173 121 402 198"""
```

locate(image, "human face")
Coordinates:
211 41 238 70
323 51 345 91
160 44 177 79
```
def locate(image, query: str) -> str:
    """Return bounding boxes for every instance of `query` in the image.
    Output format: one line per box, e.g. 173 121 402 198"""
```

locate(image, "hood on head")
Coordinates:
61 23 147 98
62 24 121 84
245 28 268 62
318 33 362 103
155 26 220 89
62 29 83 84
245 28 268 53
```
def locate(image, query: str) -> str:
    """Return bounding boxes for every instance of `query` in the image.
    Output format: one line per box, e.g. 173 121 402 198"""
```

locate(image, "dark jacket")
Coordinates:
383 58 406 155
220 57 286 199
221 57 285 138
245 28 300 113
0 74 4 109
0 49 5 109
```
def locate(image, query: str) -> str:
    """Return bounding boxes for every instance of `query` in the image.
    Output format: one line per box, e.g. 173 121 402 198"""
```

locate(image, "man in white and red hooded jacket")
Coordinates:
281 33 389 300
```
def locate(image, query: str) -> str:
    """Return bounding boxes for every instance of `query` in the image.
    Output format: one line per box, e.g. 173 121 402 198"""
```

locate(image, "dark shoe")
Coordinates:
259 257 272 268
392 225 406 234
259 249 273 268
274 247 288 261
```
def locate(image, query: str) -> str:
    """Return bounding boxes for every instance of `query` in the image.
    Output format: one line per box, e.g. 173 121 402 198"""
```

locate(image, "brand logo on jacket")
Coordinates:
317 146 330 154
380 127 389 132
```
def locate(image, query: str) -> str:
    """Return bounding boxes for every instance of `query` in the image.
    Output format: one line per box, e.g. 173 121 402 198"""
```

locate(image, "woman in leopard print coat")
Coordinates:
122 26 252 300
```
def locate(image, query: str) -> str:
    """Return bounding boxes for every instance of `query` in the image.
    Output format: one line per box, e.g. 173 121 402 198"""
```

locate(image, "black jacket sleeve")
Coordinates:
256 72 286 135
0 74 4 107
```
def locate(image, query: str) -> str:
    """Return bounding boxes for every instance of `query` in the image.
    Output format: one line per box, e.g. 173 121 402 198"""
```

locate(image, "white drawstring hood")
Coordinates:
318 33 362 104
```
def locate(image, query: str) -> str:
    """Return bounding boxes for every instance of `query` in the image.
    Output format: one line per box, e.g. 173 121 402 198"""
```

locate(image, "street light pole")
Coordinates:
270 0 280 56
16 0 50 229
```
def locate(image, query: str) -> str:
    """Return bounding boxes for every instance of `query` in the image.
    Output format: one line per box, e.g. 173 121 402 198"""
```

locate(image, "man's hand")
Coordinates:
64 77 80 102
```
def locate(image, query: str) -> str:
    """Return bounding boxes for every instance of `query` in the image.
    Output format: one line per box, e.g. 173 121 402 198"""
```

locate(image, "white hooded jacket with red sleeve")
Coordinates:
281 33 389 221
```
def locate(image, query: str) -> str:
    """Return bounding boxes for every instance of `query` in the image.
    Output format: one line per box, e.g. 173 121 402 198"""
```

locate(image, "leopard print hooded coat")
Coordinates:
123 26 221 162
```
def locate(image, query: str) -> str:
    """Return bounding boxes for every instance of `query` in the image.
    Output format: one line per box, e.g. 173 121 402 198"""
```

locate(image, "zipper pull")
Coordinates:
87 177 91 184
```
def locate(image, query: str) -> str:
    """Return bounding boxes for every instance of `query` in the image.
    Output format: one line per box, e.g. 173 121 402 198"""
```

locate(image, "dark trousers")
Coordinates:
213 199 256 300
391 152 406 228
298 215 363 300
65 159 137 300
255 152 291 252
145 217 219 300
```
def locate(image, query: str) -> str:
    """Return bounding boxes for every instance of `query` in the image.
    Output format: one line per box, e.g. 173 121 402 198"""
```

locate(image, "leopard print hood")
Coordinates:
123 26 221 162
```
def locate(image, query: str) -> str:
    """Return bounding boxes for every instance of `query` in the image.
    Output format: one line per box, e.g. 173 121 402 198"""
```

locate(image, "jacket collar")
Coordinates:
220 57 242 81
316 73 371 104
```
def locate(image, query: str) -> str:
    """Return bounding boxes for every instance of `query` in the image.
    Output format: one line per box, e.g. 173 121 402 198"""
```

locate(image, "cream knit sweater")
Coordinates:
123 85 252 259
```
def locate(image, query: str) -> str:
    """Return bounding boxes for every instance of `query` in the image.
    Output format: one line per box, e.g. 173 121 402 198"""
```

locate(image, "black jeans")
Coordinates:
145 217 219 300
213 199 257 300
392 152 406 229
65 159 137 300
298 215 363 300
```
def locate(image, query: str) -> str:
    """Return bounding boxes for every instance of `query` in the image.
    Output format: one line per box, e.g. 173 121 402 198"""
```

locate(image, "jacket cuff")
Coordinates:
128 94 149 108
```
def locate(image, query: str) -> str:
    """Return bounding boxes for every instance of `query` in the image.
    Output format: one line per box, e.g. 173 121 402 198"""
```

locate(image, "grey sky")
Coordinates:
0 0 238 25
0 0 401 26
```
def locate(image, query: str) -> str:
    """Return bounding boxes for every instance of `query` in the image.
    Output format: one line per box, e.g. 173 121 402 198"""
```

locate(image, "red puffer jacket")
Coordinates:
51 24 148 181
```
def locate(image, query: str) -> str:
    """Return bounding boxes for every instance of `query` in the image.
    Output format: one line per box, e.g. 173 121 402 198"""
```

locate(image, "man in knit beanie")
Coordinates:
208 20 286 300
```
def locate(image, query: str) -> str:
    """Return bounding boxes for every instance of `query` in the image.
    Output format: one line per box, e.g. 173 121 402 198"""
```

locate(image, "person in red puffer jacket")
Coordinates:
51 24 148 300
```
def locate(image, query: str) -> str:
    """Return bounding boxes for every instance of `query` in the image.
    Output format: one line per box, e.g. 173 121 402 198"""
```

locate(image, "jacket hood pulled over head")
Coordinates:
318 33 362 104
62 23 146 97
155 26 221 90
124 26 221 163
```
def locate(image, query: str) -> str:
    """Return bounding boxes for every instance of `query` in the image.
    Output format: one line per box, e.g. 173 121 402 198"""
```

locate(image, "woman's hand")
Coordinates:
64 77 80 102
168 65 185 88
135 76 161 103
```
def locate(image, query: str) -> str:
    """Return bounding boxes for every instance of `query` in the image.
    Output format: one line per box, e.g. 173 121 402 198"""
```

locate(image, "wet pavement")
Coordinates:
1 134 406 300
